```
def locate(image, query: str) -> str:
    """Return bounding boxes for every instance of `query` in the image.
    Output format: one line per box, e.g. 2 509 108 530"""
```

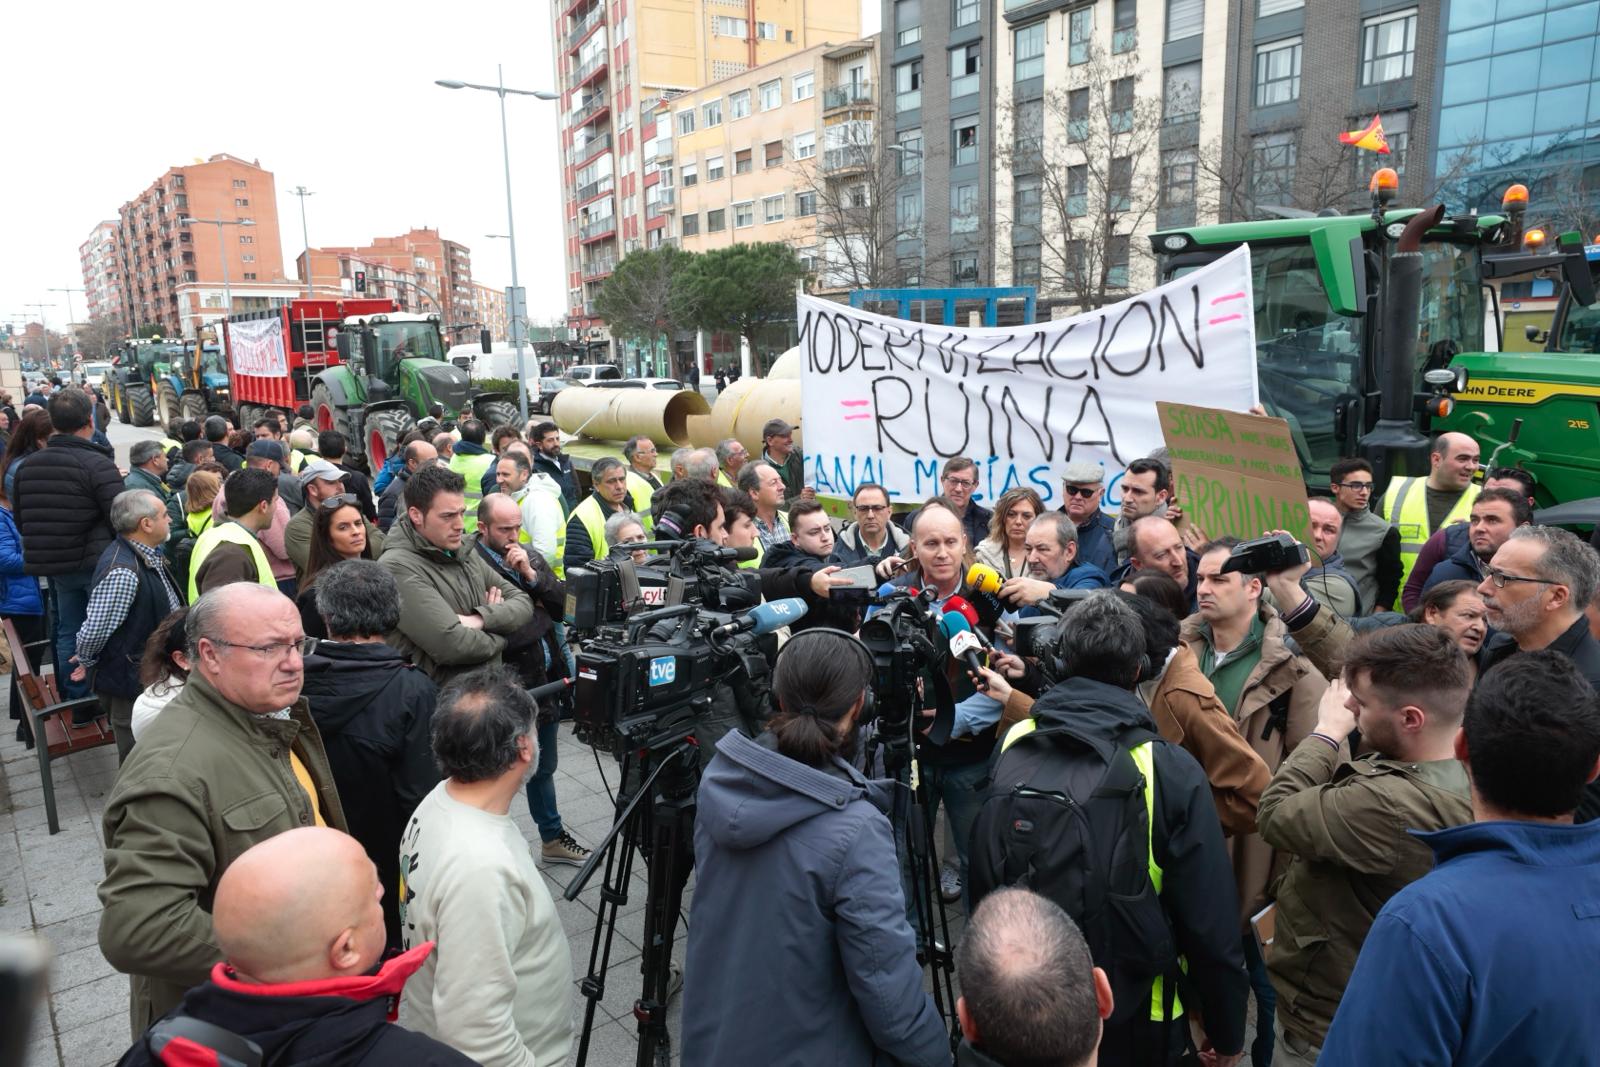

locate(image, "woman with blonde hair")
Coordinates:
974 487 1043 580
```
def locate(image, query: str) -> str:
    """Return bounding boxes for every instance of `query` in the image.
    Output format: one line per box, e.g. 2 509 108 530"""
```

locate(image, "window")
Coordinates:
682 162 698 187
1163 62 1201 126
1167 0 1202 41
1015 174 1042 228
682 213 700 236
708 208 727 231
756 20 777 39
895 60 923 112
1113 0 1137 52
1015 22 1045 82
848 184 870 208
1068 88 1089 142
759 79 782 110
1160 148 1198 226
234 198 249 206
703 99 723 127
793 70 814 100
897 129 923 174
707 155 725 180
232 179 247 188
1107 236 1130 289
796 191 818 217
795 130 816 159
952 253 979 284
895 0 922 47
714 15 747 35
1250 131 1298 205
239 234 254 243
950 43 980 98
953 120 978 166
241 254 255 262
1351 110 1410 181
1255 37 1302 107
678 109 696 134
955 0 979 28
731 89 751 119
1109 157 1132 212
765 140 784 167
735 149 753 174
763 194 786 222
1067 165 1088 216
1070 7 1093 64
899 257 923 285
951 182 979 233
1361 9 1417 85
243 272 258 281
1013 99 1043 164
898 189 923 233
1257 0 1301 14
1111 78 1135 132
735 201 755 227
1013 244 1041 286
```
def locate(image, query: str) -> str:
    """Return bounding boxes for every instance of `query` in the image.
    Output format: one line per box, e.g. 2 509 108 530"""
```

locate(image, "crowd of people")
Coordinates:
6 382 1600 1067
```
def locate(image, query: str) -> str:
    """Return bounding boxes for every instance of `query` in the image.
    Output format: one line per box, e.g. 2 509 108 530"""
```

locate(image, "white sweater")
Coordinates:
399 781 573 1067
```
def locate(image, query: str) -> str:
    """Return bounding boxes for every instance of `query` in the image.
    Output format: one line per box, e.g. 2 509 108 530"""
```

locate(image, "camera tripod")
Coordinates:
565 736 698 1067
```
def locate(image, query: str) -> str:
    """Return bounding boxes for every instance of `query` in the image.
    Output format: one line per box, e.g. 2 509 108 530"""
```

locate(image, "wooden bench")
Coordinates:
4 618 115 834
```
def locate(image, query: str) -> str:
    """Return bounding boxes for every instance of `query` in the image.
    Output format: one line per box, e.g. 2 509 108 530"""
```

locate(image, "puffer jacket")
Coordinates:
377 516 533 684
14 433 123 574
682 730 950 1067
1179 603 1328 924
0 504 42 616
831 520 910 568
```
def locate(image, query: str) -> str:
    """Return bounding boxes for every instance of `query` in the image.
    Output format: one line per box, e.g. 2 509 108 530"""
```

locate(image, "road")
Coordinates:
103 414 165 471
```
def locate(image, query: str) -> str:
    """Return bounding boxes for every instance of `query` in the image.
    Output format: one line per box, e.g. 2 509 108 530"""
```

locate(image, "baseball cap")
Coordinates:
1060 462 1104 485
762 418 794 438
298 458 347 488
246 440 287 465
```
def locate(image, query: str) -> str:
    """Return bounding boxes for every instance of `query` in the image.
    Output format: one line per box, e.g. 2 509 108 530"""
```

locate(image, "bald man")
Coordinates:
117 828 473 1066
1379 432 1481 609
100 584 347 1035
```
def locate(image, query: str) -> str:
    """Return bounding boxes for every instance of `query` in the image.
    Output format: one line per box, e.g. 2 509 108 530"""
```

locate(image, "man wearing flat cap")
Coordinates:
762 418 810 513
1059 462 1117 574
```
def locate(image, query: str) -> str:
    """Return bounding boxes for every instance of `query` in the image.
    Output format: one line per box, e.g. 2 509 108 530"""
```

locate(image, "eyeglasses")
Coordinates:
1061 485 1100 498
318 493 359 511
209 636 318 659
943 477 977 490
854 503 889 513
1482 566 1562 590
1334 481 1374 492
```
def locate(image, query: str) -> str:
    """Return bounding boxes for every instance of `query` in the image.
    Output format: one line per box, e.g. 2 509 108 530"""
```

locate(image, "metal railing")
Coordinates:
575 176 615 202
571 53 608 85
579 215 617 241
823 145 872 172
582 255 617 279
823 82 873 109
576 132 612 164
571 95 609 126
566 7 603 51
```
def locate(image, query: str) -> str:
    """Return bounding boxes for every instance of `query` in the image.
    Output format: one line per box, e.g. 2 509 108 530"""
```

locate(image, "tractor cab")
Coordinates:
335 312 468 416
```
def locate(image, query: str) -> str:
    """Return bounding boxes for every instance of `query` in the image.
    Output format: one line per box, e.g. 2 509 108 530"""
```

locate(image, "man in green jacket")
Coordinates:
1256 624 1473 1065
379 463 533 684
98 582 346 1037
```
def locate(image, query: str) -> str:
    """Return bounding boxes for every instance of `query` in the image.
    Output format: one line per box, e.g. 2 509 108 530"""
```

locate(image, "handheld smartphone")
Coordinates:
832 565 881 590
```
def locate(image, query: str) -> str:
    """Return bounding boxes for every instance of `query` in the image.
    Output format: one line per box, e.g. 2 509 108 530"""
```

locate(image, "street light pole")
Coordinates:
291 187 316 299
181 217 254 332
24 303 57 364
47 288 85 356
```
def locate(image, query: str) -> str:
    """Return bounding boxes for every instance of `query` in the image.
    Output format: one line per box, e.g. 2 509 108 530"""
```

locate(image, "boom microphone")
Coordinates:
965 563 1003 595
528 676 575 702
710 597 808 640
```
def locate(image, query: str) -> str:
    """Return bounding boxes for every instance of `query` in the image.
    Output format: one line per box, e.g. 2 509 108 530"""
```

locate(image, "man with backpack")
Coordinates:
969 592 1248 1067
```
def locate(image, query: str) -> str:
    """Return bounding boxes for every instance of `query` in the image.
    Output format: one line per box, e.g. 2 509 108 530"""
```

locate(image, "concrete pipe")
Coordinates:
705 377 803 454
551 387 711 447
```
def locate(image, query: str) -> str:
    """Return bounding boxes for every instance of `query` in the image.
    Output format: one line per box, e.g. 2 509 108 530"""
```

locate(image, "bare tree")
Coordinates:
73 315 126 360
791 118 919 293
994 47 1164 312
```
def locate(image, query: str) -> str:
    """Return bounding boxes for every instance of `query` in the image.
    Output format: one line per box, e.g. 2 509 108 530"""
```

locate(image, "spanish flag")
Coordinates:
1340 115 1391 154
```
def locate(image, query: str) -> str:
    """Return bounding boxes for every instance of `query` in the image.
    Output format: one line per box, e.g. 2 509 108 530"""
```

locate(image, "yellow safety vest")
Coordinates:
449 450 496 534
572 494 611 569
625 469 659 533
1380 477 1479 609
717 469 733 488
514 486 567 579
158 437 183 458
739 540 764 570
185 509 214 538
188 520 274 601
999 722 1182 1022
288 448 307 474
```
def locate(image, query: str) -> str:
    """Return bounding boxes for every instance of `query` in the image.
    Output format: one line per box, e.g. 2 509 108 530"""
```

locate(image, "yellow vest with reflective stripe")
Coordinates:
449 450 496 535
188 521 274 601
185 509 215 538
625 469 658 533
288 448 307 474
998 721 1182 1022
1379 477 1478 609
573 494 611 566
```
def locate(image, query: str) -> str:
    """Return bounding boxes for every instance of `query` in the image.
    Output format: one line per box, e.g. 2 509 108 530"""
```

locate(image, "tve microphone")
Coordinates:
710 597 808 640
966 563 1003 595
949 630 986 678
943 595 981 629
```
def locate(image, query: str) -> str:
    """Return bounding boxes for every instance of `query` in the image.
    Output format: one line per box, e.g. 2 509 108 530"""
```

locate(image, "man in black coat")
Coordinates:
204 415 246 471
762 499 862 633
115 827 473 1067
14 387 124 705
298 560 440 949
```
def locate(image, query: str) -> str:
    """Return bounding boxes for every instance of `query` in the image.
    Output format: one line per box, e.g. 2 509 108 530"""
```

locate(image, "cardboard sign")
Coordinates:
1158 401 1311 545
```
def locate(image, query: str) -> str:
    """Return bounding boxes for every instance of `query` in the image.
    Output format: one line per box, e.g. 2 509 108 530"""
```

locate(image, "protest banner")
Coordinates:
225 316 288 377
797 246 1258 509
1158 401 1311 546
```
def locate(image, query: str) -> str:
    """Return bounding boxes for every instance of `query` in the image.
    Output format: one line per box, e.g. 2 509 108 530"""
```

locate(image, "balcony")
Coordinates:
575 132 612 165
571 52 608 89
823 82 873 111
654 133 673 161
575 176 615 203
579 215 617 242
582 255 617 281
571 95 610 127
566 7 603 52
657 188 676 210
823 145 872 174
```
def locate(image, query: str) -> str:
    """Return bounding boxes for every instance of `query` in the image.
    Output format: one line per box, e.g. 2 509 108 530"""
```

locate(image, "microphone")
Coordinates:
705 543 759 562
527 676 574 701
966 563 1003 595
938 610 972 641
943 595 980 629
950 630 986 679
710 597 808 639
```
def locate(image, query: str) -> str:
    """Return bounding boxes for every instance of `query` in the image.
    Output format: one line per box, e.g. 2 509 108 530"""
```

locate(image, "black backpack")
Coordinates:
968 716 1181 1029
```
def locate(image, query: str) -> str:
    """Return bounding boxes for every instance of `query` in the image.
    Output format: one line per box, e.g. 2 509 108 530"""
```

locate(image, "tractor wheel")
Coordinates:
180 392 207 423
158 384 182 433
237 403 258 430
116 386 132 424
127 385 156 428
364 409 415 473
474 398 521 433
311 383 337 434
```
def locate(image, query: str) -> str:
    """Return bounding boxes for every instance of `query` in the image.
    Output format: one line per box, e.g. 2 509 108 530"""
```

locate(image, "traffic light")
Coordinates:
354 270 367 293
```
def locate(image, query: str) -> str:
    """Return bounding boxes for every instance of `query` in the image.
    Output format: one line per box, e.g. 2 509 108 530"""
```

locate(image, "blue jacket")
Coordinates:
1322 819 1600 1065
682 730 949 1067
1421 530 1486 592
0 505 42 616
1070 508 1118 575
1017 560 1111 619
371 451 406 495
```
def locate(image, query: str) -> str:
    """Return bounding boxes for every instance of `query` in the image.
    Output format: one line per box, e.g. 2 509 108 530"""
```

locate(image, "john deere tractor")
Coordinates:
107 339 184 428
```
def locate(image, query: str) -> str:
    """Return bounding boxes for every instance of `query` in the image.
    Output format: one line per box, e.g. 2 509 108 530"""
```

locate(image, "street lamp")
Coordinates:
436 67 559 422
290 187 316 299
180 216 256 330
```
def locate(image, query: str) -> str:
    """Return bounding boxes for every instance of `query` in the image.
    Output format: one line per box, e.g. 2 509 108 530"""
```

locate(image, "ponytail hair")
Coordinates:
768 628 873 768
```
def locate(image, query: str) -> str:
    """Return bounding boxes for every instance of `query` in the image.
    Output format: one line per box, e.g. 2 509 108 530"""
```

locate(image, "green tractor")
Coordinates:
1150 180 1598 506
314 312 519 470
106 338 182 428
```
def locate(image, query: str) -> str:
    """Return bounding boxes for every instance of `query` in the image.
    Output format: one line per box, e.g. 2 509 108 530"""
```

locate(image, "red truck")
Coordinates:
222 297 396 432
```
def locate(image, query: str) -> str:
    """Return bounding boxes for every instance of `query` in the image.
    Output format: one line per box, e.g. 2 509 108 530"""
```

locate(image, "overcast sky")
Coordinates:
1 0 877 336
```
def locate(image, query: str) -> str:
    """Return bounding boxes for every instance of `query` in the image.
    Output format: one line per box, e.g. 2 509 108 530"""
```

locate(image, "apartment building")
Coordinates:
472 281 512 340
110 153 290 336
79 221 123 327
297 228 477 332
553 0 861 333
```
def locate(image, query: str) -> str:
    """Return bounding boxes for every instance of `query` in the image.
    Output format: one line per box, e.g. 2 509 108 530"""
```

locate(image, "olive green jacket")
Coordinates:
97 672 345 1036
1258 738 1471 1046
283 504 385 577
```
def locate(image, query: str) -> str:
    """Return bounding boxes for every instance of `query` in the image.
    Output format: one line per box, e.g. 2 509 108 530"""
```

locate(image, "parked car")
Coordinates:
535 376 576 414
591 378 684 391
567 363 623 383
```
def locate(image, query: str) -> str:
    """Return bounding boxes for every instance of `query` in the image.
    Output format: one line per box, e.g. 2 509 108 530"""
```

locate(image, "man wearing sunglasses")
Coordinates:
1328 457 1400 616
1058 462 1117 575
1477 527 1600 718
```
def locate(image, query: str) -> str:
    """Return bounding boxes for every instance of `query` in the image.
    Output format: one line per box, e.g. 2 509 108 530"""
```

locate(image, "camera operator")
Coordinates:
682 628 949 1067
